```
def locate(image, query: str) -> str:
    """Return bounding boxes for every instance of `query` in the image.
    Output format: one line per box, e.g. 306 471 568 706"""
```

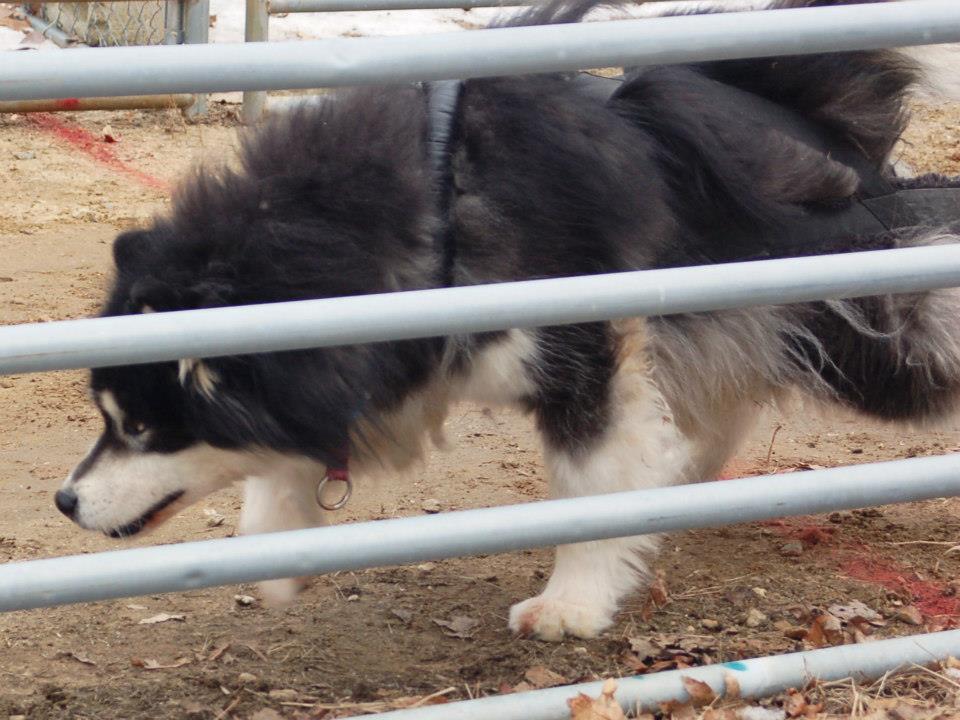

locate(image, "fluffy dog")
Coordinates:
55 0 960 641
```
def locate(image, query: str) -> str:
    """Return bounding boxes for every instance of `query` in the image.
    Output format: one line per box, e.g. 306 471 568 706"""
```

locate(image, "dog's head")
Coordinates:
58 96 443 537
56 228 368 538
57 366 255 537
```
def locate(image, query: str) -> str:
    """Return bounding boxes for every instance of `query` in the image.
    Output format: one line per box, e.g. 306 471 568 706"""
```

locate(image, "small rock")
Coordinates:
745 608 768 628
12 151 34 160
346 594 359 602
417 562 436 572
237 672 258 684
780 541 804 557
10 715 27 720
751 587 767 599
894 605 924 626
268 688 299 701
234 594 257 606
421 498 442 513
701 618 721 630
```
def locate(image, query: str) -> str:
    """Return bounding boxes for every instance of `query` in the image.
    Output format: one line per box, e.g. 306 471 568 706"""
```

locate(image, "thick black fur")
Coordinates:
93 0 960 465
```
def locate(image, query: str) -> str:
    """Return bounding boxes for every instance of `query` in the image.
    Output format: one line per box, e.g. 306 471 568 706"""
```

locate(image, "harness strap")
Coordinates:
425 80 464 287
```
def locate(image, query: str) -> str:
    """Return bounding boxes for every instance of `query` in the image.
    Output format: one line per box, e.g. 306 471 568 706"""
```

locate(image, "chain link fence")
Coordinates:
10 0 207 115
35 0 172 46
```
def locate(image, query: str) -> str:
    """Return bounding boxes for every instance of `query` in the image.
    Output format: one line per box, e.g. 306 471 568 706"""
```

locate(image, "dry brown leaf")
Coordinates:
432 615 479 639
525 666 567 689
568 679 627 720
895 605 924 626
681 676 716 706
138 612 185 625
639 571 670 620
723 672 741 700
805 613 843 647
784 688 809 718
391 608 413 625
205 642 231 662
56 650 96 666
621 653 648 673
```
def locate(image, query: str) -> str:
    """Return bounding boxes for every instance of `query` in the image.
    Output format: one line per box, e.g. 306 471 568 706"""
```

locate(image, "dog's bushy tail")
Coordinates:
653 232 960 435
796 235 960 424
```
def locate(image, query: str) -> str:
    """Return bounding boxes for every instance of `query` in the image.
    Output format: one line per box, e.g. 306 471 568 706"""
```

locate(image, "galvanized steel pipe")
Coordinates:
1 245 960 375
370 630 960 719
0 1 958 101
1 453 959 611
0 94 195 113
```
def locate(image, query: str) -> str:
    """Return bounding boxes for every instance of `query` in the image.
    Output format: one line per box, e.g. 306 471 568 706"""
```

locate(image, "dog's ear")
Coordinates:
128 276 181 314
113 230 157 274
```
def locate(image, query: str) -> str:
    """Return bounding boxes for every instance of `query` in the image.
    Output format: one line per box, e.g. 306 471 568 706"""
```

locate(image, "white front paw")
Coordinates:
509 595 613 641
256 577 309 607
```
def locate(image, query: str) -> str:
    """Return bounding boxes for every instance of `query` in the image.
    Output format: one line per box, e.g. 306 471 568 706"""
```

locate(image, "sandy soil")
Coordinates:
1 98 960 719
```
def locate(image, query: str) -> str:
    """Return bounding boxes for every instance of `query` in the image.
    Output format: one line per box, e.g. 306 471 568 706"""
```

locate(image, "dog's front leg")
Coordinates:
509 346 693 641
239 467 327 605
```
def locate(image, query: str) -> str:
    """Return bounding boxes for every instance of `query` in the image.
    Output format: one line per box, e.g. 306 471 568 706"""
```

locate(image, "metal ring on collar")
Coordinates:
316 472 352 511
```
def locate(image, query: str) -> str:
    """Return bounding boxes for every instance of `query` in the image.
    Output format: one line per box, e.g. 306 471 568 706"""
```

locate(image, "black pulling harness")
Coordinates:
425 79 464 287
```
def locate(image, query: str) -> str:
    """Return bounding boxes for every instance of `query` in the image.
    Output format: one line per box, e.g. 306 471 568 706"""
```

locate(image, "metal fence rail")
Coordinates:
10 0 208 115
2 453 959 610
373 631 960 719
2 1 959 101
2 245 960 375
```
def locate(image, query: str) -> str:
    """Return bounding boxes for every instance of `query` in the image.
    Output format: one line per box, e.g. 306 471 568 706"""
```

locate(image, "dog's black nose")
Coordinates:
54 488 78 518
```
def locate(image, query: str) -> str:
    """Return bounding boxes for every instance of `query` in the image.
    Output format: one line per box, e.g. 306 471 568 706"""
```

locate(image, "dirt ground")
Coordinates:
1 92 960 720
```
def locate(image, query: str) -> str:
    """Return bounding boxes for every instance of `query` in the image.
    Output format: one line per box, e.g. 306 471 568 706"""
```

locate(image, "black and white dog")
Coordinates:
55 0 960 640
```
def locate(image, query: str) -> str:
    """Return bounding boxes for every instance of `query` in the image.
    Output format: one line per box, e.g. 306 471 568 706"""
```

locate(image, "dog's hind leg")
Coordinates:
239 462 328 606
509 320 699 641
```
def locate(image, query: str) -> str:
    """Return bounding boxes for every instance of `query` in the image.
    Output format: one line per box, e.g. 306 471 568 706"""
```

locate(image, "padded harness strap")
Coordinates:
425 80 463 287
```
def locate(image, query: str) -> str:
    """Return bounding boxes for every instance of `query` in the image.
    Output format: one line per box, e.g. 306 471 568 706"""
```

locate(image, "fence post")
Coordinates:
181 0 210 118
242 0 269 124
163 0 183 44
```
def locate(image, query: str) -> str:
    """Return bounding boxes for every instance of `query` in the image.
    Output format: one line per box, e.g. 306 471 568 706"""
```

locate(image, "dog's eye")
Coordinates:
124 421 147 437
